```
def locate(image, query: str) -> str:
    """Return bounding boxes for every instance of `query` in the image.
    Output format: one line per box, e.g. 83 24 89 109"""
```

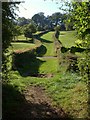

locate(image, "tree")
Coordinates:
71 2 90 81
24 23 36 40
12 25 22 40
17 17 30 26
64 18 74 31
51 12 62 26
2 2 20 80
54 26 60 39
32 12 46 31
48 0 90 82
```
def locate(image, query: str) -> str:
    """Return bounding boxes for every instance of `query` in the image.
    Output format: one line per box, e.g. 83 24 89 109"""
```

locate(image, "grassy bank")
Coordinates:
59 31 77 48
4 31 88 118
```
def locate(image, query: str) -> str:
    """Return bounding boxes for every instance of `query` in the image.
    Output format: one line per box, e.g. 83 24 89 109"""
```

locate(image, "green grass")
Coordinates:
6 30 88 118
59 31 77 48
17 34 32 41
11 42 36 51
9 71 88 118
18 35 26 40
41 32 55 56
39 57 58 74
13 34 32 41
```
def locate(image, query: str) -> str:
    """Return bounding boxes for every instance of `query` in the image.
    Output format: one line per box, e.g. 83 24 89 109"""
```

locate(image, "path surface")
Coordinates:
37 56 57 59
20 85 68 119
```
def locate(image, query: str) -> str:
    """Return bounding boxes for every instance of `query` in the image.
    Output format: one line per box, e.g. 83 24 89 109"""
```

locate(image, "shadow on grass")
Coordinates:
34 30 53 44
12 39 34 43
35 35 53 43
3 84 74 120
13 45 47 77
13 54 46 77
36 45 47 57
61 46 85 53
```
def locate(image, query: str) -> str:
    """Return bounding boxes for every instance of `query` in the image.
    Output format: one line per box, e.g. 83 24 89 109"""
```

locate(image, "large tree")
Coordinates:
32 12 46 31
17 17 30 26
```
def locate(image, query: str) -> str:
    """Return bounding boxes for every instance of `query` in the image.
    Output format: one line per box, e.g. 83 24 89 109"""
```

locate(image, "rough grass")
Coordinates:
9 71 88 118
40 32 55 56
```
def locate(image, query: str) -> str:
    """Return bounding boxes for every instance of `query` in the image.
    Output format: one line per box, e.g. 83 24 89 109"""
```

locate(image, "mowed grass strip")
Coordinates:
59 31 77 48
40 32 55 56
11 42 36 51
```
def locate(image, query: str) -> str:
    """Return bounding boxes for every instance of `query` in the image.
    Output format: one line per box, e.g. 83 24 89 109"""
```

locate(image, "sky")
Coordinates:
16 0 68 19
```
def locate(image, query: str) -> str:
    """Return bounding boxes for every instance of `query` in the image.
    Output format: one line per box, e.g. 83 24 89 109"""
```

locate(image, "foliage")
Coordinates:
71 2 90 81
64 18 74 31
31 12 67 31
17 17 30 26
54 25 60 31
24 23 36 39
72 2 90 39
2 49 13 81
12 25 22 40
2 2 20 81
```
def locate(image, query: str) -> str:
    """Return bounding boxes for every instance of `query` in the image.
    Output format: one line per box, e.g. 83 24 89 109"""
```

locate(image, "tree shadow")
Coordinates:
36 45 47 57
34 30 50 38
70 46 85 53
3 84 74 120
13 52 46 77
61 46 85 53
35 35 53 43
34 30 53 43
12 39 34 43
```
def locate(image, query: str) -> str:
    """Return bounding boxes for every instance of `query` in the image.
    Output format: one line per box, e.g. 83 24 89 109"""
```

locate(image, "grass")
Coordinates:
59 31 77 48
5 30 88 118
17 34 32 41
18 35 26 40
39 57 58 74
11 42 36 51
40 31 55 56
9 71 88 118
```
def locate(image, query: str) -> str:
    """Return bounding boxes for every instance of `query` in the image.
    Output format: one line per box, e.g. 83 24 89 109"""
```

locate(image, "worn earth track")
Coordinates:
20 85 68 119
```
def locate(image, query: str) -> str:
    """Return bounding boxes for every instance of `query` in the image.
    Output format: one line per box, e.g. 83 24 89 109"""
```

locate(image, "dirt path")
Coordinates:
16 85 68 119
37 56 57 59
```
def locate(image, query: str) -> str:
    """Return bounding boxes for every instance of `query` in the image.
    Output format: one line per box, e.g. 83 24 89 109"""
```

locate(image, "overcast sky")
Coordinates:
16 0 68 19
